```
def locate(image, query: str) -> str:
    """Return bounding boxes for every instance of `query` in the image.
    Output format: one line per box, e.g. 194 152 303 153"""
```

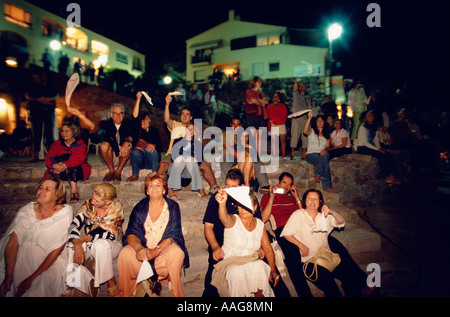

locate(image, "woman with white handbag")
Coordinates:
280 189 369 297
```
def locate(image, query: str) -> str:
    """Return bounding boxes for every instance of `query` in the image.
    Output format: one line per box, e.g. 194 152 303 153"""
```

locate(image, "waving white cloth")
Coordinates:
65 73 80 107
141 91 153 106
288 109 311 119
224 186 253 211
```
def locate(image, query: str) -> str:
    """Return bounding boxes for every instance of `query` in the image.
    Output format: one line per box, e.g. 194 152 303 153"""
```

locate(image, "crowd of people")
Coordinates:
1 69 445 298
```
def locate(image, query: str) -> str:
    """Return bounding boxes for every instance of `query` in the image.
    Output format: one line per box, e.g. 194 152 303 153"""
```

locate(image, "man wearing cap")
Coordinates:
202 169 290 297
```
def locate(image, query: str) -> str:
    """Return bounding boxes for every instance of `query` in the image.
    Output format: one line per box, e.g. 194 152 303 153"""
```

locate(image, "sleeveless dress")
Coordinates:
222 215 274 297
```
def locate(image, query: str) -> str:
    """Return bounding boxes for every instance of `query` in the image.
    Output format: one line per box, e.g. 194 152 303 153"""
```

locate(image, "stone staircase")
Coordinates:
0 154 384 297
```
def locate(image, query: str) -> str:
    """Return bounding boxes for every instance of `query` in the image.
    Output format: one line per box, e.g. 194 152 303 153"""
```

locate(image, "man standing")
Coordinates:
290 80 311 160
25 67 58 162
157 94 219 198
99 104 133 182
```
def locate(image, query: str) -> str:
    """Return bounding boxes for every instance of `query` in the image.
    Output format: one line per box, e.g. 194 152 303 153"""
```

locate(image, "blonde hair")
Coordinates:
91 183 117 202
38 175 66 204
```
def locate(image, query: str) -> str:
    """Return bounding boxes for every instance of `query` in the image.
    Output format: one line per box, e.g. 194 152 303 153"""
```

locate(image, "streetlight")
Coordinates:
50 40 61 50
163 76 172 85
327 23 343 94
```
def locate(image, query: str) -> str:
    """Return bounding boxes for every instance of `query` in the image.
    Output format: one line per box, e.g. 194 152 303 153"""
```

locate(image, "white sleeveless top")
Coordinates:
222 215 263 258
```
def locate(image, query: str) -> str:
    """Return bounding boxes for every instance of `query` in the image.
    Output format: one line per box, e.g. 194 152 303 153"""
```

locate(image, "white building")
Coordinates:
0 0 145 76
186 10 329 84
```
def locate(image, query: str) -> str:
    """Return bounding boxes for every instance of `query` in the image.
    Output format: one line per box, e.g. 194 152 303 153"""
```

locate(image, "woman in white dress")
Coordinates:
212 187 279 297
0 176 72 297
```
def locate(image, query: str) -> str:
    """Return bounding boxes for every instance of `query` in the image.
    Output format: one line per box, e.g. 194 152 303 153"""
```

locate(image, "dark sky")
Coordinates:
29 0 449 102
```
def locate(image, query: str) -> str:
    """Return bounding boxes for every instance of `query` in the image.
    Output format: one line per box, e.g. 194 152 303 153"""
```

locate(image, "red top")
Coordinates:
267 103 288 125
260 193 300 229
245 89 267 118
44 139 91 181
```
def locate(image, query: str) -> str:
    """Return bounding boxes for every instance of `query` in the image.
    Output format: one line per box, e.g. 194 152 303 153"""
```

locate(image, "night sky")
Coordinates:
28 0 449 108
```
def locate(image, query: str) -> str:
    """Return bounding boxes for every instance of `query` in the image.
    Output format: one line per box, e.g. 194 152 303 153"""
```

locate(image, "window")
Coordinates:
257 35 281 47
230 36 256 50
252 63 264 77
133 56 142 71
269 62 280 72
66 27 88 51
91 40 109 55
4 3 32 28
116 52 128 64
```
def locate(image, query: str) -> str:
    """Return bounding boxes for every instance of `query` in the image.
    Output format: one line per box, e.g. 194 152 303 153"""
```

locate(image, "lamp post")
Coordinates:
327 23 342 94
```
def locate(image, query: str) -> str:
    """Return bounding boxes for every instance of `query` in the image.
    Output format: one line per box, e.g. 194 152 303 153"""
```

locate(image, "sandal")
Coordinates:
107 285 121 297
70 193 80 204
168 194 177 200
198 190 209 200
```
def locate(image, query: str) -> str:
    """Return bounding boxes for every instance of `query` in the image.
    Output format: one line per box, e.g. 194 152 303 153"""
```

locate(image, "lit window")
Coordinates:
257 35 281 47
4 3 32 28
91 40 109 55
66 27 88 51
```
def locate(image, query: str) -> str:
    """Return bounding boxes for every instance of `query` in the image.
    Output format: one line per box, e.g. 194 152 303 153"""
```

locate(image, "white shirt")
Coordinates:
356 125 380 151
280 209 345 262
331 128 351 148
306 130 327 154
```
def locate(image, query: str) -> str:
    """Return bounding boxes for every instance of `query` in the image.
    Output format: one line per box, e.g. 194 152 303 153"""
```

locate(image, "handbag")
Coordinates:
302 246 341 282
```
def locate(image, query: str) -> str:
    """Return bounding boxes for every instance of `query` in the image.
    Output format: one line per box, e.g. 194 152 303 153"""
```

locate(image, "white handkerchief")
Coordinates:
141 91 153 105
311 213 328 233
224 186 253 211
169 91 184 96
137 260 154 284
288 109 311 119
65 73 80 107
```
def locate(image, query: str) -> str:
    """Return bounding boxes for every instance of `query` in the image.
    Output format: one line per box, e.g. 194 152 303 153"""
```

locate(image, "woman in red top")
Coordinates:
267 92 288 159
244 77 269 158
44 119 91 203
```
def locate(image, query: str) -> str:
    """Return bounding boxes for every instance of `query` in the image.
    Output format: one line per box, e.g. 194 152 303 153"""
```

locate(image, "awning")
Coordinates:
188 39 221 50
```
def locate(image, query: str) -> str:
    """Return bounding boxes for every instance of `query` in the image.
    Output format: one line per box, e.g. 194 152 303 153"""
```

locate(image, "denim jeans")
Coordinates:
306 152 332 190
356 146 396 178
130 148 160 176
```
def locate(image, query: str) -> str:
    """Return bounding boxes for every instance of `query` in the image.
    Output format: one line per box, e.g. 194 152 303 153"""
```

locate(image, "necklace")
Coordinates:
37 204 56 219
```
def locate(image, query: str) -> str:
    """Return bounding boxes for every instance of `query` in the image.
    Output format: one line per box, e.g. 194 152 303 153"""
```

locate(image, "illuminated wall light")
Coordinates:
5 58 18 67
50 40 61 50
67 27 76 34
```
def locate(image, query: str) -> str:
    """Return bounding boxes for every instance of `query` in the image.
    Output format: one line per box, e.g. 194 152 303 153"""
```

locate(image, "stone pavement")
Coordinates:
1 153 448 297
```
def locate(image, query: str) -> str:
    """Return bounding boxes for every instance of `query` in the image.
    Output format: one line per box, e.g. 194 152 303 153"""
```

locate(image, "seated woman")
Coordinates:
118 172 189 297
329 119 352 159
0 176 72 297
168 123 208 200
356 111 401 185
127 92 162 182
303 111 334 193
211 187 279 297
44 119 91 203
233 131 255 188
281 189 368 297
64 183 124 297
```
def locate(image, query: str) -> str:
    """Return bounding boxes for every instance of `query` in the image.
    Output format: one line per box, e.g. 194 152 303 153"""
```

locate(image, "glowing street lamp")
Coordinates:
327 23 343 94
163 76 173 85
50 40 61 50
